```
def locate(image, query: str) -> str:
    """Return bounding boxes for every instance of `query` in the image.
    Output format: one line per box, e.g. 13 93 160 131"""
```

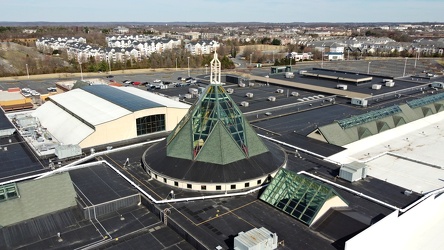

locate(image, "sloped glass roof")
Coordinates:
407 92 444 109
337 105 402 129
166 51 269 164
260 169 345 225
167 83 269 164
191 85 246 152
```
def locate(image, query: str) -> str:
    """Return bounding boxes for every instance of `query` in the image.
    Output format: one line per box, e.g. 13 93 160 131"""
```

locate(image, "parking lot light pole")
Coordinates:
25 63 29 79
79 62 83 81
289 52 292 67
321 48 324 68
205 64 208 74
187 57 190 77
367 61 371 74
414 49 419 69
176 58 178 71
403 57 408 77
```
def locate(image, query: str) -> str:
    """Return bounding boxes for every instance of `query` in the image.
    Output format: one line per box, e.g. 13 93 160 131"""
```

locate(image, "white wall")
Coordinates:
345 192 444 250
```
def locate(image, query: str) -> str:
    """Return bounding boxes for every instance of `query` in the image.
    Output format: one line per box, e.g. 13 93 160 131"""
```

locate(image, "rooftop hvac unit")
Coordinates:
339 161 367 182
55 144 82 160
234 227 278 250
240 101 249 107
431 82 444 89
169 96 180 101
351 98 368 107
302 97 309 101
248 82 255 87
337 84 347 90
188 88 198 94
239 83 246 88
291 92 299 96
246 93 254 98
372 84 382 90
227 88 234 94
184 93 192 99
268 96 276 101
385 81 395 87
276 89 284 93
297 98 304 102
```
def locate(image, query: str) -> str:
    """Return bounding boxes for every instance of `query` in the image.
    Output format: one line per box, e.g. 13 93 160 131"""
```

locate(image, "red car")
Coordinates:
133 81 141 85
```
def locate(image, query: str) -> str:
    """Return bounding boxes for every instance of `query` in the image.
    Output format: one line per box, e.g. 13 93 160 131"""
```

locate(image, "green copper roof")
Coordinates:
167 84 269 165
260 169 347 225
0 172 77 227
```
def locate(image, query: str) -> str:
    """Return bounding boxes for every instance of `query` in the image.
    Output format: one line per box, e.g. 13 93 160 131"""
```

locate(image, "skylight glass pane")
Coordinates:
260 169 344 225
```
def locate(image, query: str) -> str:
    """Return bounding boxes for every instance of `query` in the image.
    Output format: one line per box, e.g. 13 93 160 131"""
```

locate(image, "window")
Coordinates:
230 184 236 190
154 174 158 179
0 183 19 202
174 181 179 187
257 179 262 185
201 185 206 190
136 114 165 136
245 182 250 188
216 185 221 191
163 178 167 183
187 184 192 189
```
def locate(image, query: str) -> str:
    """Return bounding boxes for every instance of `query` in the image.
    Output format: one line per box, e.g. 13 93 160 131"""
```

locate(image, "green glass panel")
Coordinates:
407 92 444 108
338 105 402 129
259 169 347 225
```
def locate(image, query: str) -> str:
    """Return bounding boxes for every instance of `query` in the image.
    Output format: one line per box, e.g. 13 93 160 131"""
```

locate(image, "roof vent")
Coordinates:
404 190 413 196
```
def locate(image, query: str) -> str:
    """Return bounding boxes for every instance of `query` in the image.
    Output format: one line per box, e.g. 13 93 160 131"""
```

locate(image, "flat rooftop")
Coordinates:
0 133 47 183
328 111 444 193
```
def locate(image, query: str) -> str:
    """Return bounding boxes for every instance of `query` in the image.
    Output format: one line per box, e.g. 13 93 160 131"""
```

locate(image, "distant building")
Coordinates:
289 52 313 61
185 40 220 55
22 29 37 34
113 26 129 34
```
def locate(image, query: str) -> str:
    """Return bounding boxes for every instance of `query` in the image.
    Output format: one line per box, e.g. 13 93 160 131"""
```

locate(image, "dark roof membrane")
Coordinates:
82 85 164 112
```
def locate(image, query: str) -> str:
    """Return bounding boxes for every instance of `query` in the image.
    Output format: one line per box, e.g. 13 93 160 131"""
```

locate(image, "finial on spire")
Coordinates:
210 51 221 84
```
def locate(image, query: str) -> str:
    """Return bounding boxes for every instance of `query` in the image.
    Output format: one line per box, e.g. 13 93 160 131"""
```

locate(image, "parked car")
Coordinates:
106 75 114 78
123 80 131 84
133 81 141 86
47 87 57 92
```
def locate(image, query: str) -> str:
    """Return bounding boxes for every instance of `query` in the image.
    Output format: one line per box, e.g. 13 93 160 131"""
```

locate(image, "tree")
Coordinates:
261 37 271 44
220 56 235 69
217 45 226 56
271 38 281 46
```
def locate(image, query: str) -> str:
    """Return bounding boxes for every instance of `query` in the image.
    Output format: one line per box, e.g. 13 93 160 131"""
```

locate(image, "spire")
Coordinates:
210 51 221 85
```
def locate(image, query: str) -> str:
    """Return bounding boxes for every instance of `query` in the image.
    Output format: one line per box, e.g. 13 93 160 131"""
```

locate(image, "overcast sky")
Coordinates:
2 0 444 23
